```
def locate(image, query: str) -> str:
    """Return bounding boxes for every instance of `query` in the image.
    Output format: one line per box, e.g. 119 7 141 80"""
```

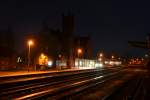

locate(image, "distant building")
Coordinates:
26 13 93 69
73 35 93 59
0 27 16 70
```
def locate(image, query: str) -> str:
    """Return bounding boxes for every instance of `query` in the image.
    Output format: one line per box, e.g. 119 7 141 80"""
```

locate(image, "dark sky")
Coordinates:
0 0 149 56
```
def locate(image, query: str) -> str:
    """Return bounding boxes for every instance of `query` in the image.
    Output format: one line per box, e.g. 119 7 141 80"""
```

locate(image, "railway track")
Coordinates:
103 69 146 100
0 67 123 100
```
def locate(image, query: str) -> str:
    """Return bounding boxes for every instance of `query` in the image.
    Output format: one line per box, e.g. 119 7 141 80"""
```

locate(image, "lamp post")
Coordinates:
77 48 82 58
112 55 114 59
77 48 82 67
99 53 103 61
28 40 33 71
100 53 103 57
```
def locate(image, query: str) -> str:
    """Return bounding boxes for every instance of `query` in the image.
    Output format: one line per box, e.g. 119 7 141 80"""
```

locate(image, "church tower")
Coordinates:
62 12 75 68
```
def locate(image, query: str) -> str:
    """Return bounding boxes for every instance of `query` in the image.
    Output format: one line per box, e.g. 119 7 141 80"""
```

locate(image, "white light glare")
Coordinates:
99 63 103 67
48 60 53 67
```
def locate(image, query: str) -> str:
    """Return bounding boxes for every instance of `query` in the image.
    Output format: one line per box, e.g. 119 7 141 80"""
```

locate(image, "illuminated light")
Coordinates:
56 60 67 67
100 53 103 57
109 61 114 65
17 57 22 63
39 53 48 65
75 61 78 67
27 40 34 69
105 61 109 64
94 76 103 80
48 60 53 67
107 61 122 66
99 63 103 67
145 54 148 58
89 64 92 67
79 61 82 66
58 54 62 58
90 61 93 65
115 61 120 65
95 63 99 67
77 48 82 54
109 61 122 66
28 40 34 46
41 53 45 59
75 59 100 69
120 61 122 65
61 62 67 66
99 58 102 61
112 56 114 59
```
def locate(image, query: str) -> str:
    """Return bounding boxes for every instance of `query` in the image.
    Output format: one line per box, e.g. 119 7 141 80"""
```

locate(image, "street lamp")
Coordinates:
99 53 103 57
112 55 114 59
28 40 34 71
77 48 82 58
98 53 104 62
77 48 82 68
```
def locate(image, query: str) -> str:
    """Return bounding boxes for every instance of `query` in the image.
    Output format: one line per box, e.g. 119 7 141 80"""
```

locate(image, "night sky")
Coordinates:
0 0 149 56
